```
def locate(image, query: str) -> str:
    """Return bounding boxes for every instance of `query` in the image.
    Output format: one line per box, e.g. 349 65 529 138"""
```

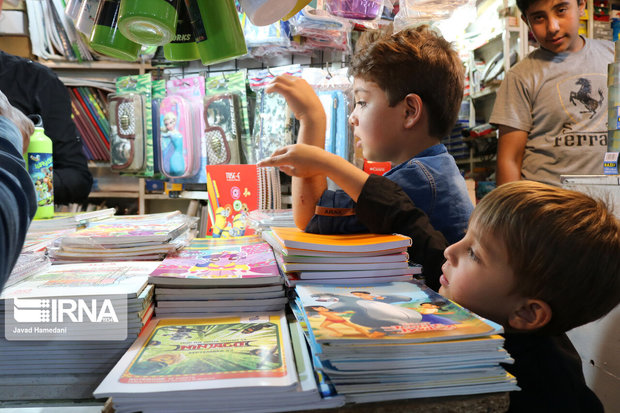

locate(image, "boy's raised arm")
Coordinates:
265 76 328 230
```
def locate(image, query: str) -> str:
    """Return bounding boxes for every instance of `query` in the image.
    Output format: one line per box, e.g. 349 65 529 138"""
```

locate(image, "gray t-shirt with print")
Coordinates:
490 37 613 186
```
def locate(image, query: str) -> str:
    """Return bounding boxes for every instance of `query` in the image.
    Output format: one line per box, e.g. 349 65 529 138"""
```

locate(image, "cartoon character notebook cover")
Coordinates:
148 236 281 285
206 164 260 238
294 282 503 344
93 312 297 396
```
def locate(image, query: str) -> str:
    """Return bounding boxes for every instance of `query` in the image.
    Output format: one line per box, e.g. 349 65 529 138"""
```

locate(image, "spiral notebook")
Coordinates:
205 165 281 238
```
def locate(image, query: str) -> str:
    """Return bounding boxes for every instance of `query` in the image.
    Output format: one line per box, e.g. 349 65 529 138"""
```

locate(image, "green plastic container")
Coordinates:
187 0 247 65
118 0 179 46
90 0 141 61
163 0 199 61
24 122 54 219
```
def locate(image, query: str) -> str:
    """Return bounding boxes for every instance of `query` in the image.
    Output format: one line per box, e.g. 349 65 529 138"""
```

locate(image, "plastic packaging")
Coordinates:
89 0 141 61
24 115 54 219
188 0 247 65
324 0 384 21
158 94 201 178
204 94 243 165
118 0 179 46
108 93 147 172
163 1 199 61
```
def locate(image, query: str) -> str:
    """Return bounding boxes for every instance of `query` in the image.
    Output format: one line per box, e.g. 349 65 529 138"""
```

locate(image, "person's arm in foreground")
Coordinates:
258 144 448 290
496 125 528 186
0 91 36 290
265 75 327 230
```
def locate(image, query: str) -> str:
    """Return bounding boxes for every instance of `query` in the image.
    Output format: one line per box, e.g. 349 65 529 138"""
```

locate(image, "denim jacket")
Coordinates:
306 144 473 245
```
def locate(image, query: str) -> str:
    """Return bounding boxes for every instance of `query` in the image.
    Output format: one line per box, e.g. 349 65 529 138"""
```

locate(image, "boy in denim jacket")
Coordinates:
266 26 472 244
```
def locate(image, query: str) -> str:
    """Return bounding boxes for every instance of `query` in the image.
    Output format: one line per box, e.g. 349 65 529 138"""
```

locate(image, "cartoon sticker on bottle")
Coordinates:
27 152 54 207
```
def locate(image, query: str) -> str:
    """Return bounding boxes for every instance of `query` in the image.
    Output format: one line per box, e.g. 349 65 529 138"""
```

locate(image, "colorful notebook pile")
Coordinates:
263 227 420 286
148 236 286 317
0 262 157 401
94 311 345 413
292 282 519 403
48 211 196 263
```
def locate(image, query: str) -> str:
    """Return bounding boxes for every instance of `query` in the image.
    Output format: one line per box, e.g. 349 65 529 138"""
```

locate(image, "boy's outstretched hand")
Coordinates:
258 144 370 203
265 75 325 125
258 144 329 178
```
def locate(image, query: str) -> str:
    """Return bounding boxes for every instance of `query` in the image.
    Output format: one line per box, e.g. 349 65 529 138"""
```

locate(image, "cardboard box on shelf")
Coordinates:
0 35 32 58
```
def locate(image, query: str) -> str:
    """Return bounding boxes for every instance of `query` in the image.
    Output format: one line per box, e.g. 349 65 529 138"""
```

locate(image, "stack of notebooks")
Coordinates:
48 211 196 263
148 236 287 317
0 262 157 401
292 282 519 403
263 227 420 286
94 311 345 413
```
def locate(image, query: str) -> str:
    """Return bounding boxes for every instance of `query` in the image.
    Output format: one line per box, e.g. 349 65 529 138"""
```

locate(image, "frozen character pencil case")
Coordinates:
158 95 201 178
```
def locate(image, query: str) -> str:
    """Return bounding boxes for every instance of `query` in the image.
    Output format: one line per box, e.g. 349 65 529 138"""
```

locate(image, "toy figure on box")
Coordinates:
161 111 186 176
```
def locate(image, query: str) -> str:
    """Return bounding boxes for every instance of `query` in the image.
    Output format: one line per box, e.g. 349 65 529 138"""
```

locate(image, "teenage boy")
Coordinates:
265 26 473 244
258 144 619 411
491 0 613 186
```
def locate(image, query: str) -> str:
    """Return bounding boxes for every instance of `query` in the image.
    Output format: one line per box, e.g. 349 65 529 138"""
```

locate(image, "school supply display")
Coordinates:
148 236 285 317
0 262 157 401
292 282 519 403
205 164 281 238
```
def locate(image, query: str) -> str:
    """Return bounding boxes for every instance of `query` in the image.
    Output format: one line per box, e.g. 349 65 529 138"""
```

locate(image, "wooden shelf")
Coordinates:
88 191 140 198
36 59 153 71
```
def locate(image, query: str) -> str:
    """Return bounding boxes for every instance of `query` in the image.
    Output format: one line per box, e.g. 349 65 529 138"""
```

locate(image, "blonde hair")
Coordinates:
471 181 620 333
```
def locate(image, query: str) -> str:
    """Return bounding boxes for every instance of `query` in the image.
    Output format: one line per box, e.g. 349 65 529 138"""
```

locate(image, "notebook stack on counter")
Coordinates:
0 261 158 401
48 211 197 263
291 281 519 404
263 227 420 286
148 236 286 317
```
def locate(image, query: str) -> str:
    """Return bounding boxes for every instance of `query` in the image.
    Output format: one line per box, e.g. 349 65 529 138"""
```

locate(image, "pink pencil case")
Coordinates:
158 95 201 179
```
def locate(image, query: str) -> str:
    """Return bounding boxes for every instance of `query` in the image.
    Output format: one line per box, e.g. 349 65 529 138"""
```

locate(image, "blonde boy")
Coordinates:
259 145 620 411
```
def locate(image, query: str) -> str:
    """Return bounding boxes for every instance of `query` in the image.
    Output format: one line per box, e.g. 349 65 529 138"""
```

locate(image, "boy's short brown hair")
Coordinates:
517 0 583 14
471 181 620 334
350 25 464 138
